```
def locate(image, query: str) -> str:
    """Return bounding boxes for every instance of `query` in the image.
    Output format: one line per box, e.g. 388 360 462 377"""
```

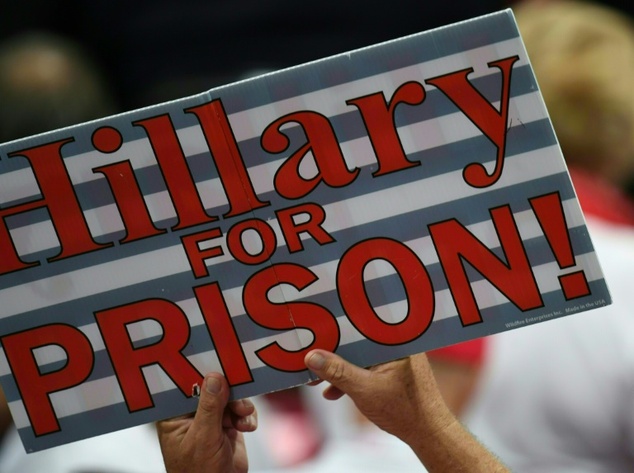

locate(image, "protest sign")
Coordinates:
0 9 611 452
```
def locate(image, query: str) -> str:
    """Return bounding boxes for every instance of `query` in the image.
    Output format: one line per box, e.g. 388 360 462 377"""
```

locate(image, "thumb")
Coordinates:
192 374 230 438
305 349 371 398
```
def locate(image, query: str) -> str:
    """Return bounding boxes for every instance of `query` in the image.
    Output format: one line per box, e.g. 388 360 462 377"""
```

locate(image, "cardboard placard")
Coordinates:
0 9 610 452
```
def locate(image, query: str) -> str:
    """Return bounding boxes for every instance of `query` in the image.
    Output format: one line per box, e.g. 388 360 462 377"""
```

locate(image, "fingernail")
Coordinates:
307 352 326 370
242 398 254 410
205 376 221 394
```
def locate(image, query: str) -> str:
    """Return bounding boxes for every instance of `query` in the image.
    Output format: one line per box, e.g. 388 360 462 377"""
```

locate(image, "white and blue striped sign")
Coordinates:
0 10 610 452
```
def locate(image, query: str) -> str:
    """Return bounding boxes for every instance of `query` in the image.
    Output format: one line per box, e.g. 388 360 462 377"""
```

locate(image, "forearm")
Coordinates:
304 350 508 471
406 416 509 472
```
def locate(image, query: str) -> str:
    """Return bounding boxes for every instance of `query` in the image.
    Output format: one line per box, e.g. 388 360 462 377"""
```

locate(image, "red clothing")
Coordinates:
428 338 486 366
569 168 634 227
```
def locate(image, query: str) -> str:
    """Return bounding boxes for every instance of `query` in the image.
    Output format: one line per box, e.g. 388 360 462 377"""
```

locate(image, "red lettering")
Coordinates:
185 100 270 217
337 238 434 344
93 161 166 243
346 81 425 176
92 125 124 154
133 114 216 230
261 111 359 199
425 56 519 188
181 227 224 278
429 204 543 326
243 264 339 371
95 299 202 412
227 218 277 265
1 324 94 436
0 139 111 276
530 192 590 299
194 283 253 385
276 203 335 253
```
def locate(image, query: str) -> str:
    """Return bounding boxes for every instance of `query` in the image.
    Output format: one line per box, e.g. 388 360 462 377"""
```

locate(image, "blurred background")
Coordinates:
0 0 629 113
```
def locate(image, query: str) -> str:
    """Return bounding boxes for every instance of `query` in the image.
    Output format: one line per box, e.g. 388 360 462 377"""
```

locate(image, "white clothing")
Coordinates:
248 389 425 473
0 424 166 473
465 218 634 472
267 426 424 473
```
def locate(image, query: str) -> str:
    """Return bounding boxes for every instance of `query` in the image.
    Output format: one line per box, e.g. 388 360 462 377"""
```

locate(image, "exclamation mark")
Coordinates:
529 192 591 300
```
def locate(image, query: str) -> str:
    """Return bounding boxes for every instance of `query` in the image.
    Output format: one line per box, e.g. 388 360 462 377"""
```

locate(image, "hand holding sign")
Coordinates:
156 352 508 473
157 374 257 473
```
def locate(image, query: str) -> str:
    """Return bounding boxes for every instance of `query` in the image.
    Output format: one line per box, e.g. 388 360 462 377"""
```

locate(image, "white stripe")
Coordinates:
1 246 191 318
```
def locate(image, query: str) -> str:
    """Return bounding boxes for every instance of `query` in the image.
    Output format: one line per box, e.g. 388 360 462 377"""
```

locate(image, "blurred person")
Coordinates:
157 350 509 473
466 219 634 472
513 0 634 224
464 1 634 471
0 31 117 142
0 406 166 473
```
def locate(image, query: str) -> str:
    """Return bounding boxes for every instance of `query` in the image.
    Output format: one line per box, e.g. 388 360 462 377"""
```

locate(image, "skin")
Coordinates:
305 350 508 473
157 351 508 473
0 387 13 442
427 357 482 417
157 374 257 473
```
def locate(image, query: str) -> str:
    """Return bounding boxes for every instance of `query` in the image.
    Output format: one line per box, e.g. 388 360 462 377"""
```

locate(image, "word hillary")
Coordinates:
0 56 518 276
0 55 590 439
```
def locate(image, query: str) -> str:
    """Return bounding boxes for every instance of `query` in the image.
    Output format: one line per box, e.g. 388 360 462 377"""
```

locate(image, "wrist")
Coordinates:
405 414 509 472
399 396 456 449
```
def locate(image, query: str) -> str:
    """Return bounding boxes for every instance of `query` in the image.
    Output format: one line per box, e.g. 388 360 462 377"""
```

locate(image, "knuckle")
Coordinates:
326 360 347 383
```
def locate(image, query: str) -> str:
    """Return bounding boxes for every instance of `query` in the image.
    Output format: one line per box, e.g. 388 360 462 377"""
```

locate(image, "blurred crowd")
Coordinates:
0 0 633 471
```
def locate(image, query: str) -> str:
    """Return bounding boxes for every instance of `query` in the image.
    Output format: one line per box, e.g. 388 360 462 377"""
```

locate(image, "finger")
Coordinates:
191 374 230 440
156 412 194 439
233 411 258 432
222 413 258 432
228 398 256 418
322 384 345 400
222 399 258 432
304 350 371 398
